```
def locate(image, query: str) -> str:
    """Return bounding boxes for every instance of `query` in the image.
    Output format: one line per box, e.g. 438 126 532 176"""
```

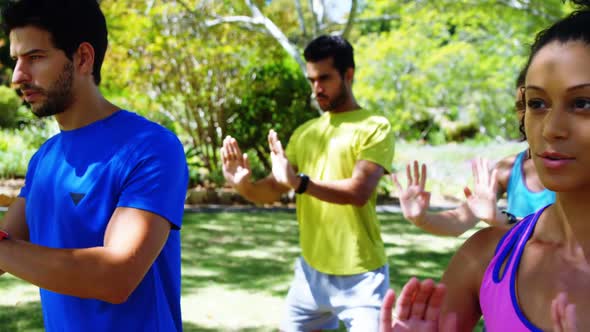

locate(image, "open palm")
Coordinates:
393 161 431 223
221 136 251 189
464 158 498 223
380 278 456 332
268 129 296 188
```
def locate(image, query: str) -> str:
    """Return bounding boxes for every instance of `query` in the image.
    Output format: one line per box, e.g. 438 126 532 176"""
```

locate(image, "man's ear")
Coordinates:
345 67 354 84
74 42 95 78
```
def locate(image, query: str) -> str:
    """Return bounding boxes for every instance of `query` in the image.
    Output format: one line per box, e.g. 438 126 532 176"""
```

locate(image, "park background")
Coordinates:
0 0 577 330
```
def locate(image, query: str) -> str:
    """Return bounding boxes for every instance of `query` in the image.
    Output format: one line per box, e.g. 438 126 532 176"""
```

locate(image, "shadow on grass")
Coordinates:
181 211 300 297
0 300 268 332
180 210 468 296
379 213 460 290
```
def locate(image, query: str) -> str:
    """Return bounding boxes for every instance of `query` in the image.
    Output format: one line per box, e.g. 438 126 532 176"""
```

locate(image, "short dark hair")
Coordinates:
568 0 590 7
2 0 108 85
303 35 355 76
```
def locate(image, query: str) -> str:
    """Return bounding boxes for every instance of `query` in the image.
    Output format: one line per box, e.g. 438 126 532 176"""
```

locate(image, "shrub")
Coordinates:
0 86 23 128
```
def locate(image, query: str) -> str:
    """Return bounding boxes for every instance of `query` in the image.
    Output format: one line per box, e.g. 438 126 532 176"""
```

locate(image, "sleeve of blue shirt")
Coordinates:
117 131 189 230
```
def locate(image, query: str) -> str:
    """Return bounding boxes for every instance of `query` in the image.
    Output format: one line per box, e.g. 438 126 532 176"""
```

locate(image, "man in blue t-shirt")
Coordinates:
2 1 188 331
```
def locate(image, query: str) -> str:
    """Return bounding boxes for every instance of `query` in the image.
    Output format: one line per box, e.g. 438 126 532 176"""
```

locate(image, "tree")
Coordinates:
353 0 567 142
174 0 363 95
101 1 316 185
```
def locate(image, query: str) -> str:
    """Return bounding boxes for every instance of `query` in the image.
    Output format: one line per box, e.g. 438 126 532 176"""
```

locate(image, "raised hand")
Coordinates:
268 129 297 188
463 157 500 225
220 136 252 189
552 292 577 332
393 161 431 224
380 278 457 332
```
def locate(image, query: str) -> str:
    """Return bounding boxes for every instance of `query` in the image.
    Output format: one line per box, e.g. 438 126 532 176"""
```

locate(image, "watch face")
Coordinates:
296 174 309 194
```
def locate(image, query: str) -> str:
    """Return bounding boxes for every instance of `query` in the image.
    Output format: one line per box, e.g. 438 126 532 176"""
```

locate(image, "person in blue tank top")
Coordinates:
393 69 555 236
1 1 188 331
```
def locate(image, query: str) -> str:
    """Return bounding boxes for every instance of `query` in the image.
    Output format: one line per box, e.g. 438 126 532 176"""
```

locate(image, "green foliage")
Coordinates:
227 58 315 175
96 0 577 187
354 0 567 143
0 86 25 128
0 119 56 177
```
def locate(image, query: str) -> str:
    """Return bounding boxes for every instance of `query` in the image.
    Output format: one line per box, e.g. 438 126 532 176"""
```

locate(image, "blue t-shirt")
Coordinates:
19 110 188 332
506 150 555 219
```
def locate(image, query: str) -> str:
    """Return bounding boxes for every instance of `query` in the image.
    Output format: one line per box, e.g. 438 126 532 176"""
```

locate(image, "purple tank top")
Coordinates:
479 205 550 332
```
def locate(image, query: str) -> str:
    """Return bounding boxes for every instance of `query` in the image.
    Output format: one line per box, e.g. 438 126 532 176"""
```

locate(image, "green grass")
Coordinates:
0 211 485 331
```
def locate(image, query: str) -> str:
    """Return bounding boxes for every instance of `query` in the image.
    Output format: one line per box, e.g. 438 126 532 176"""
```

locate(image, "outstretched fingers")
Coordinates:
380 289 396 330
268 129 285 156
552 292 577 332
222 136 242 161
489 167 498 193
406 163 414 186
409 279 435 320
419 163 427 191
394 277 420 321
405 161 426 190
424 283 446 322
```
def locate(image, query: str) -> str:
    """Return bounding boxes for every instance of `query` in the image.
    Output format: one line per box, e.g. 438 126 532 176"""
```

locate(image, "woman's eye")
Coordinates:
573 98 590 110
526 99 546 110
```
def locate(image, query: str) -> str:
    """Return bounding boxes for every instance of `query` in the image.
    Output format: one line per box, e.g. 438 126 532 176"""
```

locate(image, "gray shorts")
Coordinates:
280 257 389 332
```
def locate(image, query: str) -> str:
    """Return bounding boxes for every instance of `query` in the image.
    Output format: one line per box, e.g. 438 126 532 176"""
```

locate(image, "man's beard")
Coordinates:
319 81 348 111
27 62 75 118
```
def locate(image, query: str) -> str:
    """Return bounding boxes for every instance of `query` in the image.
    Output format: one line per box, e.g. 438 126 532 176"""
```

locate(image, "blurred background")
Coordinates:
0 0 575 202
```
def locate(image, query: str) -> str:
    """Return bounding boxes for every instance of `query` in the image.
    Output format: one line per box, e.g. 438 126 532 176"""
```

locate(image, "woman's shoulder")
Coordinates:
443 226 510 284
461 226 509 261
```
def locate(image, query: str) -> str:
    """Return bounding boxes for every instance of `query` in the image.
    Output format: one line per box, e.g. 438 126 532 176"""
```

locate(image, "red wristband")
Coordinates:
0 230 8 240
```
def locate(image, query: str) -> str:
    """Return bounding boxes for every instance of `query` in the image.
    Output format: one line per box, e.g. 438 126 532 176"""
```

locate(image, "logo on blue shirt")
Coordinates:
69 192 85 205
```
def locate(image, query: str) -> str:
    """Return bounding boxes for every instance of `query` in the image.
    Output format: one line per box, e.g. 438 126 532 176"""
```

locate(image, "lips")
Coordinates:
539 151 574 160
21 89 43 102
537 151 575 170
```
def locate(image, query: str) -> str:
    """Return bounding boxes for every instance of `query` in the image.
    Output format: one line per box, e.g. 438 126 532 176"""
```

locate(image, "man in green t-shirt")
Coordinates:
221 35 395 331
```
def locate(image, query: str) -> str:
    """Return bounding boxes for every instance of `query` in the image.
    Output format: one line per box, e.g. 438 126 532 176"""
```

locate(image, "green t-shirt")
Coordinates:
285 109 395 275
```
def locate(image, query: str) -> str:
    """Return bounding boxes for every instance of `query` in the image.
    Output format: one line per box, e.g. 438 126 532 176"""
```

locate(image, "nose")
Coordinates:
313 81 323 95
542 106 569 141
11 59 31 87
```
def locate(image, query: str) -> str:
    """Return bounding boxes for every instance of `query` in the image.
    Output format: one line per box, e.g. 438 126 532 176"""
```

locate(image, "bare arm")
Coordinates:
393 161 479 237
2 197 28 240
268 130 383 207
0 197 29 276
298 160 383 206
440 227 505 331
414 202 479 237
0 206 170 304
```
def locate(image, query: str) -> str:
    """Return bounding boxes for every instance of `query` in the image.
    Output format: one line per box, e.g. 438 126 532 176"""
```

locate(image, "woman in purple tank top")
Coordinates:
439 2 590 331
381 1 590 331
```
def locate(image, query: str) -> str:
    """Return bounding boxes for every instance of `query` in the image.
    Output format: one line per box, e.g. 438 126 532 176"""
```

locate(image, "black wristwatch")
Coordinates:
295 173 310 194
